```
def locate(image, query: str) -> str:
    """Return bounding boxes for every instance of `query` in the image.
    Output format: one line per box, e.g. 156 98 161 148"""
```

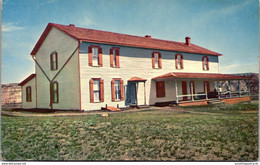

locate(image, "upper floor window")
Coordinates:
110 48 120 67
111 78 124 101
26 86 32 102
88 46 103 67
175 54 183 69
152 52 162 69
202 56 209 70
50 52 58 70
89 78 104 103
50 82 59 103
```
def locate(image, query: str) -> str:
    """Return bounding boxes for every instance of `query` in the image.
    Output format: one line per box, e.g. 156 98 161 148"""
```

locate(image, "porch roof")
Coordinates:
152 72 252 80
128 77 147 82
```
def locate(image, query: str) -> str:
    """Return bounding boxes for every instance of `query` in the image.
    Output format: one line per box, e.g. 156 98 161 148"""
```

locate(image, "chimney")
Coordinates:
69 24 75 27
185 37 191 46
145 35 151 38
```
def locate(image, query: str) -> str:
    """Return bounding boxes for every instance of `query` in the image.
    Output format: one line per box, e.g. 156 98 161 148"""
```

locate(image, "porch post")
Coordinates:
135 82 138 106
247 79 251 96
228 80 231 98
205 81 208 100
238 80 241 97
175 79 178 104
191 81 194 101
144 81 146 105
217 81 220 99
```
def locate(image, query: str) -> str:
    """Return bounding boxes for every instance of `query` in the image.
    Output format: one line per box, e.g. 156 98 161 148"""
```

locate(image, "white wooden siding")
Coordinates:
21 77 36 109
35 27 80 110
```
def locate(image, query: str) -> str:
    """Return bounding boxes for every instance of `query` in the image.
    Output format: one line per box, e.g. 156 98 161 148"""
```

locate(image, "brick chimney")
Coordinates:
145 35 151 38
69 24 75 27
185 37 191 46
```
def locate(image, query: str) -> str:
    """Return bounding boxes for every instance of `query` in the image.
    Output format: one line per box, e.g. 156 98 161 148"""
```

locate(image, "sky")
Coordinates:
1 0 259 84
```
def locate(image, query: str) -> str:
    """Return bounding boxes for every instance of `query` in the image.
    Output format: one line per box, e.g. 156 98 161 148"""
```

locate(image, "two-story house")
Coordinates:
18 23 251 111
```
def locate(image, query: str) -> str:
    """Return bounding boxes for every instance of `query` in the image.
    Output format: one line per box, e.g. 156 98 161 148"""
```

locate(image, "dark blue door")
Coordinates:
125 82 137 105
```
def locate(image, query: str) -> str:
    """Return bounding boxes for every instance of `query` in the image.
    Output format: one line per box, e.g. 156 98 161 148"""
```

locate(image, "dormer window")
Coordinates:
50 52 58 70
175 54 183 69
202 56 209 70
152 52 162 69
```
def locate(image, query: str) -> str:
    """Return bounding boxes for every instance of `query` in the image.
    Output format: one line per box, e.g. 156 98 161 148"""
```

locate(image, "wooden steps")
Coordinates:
101 106 121 111
207 100 224 105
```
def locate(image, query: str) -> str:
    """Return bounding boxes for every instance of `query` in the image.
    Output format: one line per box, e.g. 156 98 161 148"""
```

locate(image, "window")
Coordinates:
90 78 104 103
110 48 120 67
50 82 59 103
202 56 209 70
26 86 32 102
93 80 100 102
111 79 124 101
156 81 165 97
152 52 162 69
50 52 58 70
88 46 103 66
175 54 183 69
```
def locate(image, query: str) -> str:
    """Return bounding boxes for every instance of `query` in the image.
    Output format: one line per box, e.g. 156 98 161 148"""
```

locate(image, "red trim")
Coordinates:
120 79 124 101
88 46 92 66
78 41 82 110
152 52 155 68
100 79 104 102
128 77 147 82
152 72 252 80
111 79 115 101
31 23 222 56
115 49 120 67
89 79 94 103
110 49 114 67
18 74 36 86
202 56 209 70
98 47 103 66
158 53 162 69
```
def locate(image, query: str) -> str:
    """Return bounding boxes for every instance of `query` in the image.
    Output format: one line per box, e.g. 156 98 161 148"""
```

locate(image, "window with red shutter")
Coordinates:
111 78 124 101
89 46 103 67
202 56 209 70
90 78 104 103
156 81 165 98
110 48 120 67
175 54 183 69
152 52 161 69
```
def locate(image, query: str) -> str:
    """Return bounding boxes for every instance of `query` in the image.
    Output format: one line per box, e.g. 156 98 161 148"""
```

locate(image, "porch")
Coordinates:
152 72 252 106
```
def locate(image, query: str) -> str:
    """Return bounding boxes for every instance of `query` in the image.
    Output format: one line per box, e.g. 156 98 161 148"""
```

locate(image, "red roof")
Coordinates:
128 77 147 82
31 23 222 56
152 72 251 80
18 74 36 86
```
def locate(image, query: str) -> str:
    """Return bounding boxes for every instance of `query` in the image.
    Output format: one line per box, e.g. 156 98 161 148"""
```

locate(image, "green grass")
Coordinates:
1 104 258 161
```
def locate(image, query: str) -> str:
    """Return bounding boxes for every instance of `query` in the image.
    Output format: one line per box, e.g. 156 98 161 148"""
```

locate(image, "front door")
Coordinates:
182 81 188 101
125 82 137 105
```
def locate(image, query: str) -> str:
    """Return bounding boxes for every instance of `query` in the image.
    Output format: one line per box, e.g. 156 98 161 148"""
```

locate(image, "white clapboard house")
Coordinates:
18 23 251 110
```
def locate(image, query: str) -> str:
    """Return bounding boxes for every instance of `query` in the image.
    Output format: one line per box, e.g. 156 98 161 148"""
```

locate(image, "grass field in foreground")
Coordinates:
1 103 258 161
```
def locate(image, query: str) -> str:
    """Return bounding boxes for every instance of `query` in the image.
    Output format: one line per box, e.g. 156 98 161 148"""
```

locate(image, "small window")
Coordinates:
175 54 183 69
50 52 58 70
51 82 59 103
92 47 99 66
110 48 120 67
202 56 209 70
26 86 32 102
114 80 121 100
152 52 161 69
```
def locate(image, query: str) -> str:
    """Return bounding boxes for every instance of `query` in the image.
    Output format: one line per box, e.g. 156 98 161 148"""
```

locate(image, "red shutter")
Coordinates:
158 53 162 69
180 55 184 69
116 49 120 67
207 81 210 92
120 79 124 100
88 47 92 66
100 79 104 102
89 79 94 103
202 57 205 70
110 49 113 67
175 54 178 69
98 47 103 66
206 57 209 70
55 52 58 70
111 79 115 101
156 81 165 98
152 53 155 68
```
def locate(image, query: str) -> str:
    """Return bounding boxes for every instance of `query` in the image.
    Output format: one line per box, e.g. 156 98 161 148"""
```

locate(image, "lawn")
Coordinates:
1 103 258 161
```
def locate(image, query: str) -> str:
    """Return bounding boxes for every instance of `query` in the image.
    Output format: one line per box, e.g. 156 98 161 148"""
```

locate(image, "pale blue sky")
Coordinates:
2 0 259 83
